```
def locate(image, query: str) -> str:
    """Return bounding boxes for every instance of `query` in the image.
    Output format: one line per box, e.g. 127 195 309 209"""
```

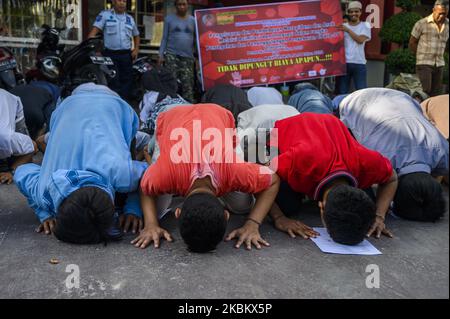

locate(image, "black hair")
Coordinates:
141 67 178 103
179 193 227 253
201 84 252 122
394 172 446 222
54 187 115 244
324 184 376 245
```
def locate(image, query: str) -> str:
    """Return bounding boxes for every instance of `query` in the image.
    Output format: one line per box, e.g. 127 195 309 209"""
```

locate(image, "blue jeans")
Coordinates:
337 63 368 94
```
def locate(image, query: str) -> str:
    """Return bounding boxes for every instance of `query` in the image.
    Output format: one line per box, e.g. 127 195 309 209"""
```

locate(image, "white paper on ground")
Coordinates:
310 227 382 255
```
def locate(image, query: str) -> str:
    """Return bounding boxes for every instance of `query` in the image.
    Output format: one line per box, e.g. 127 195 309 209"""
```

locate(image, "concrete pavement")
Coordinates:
0 179 448 299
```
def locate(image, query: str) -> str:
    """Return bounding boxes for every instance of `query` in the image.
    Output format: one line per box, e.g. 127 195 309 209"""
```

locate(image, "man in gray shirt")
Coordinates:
338 88 448 222
159 0 196 103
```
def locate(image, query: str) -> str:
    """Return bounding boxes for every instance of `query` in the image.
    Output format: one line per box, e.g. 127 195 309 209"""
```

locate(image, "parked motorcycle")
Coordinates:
36 24 65 57
27 25 116 97
130 55 154 103
59 35 116 97
0 47 22 89
25 25 64 83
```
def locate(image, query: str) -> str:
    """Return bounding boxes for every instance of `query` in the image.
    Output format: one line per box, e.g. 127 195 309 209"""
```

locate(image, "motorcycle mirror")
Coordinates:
0 69 17 90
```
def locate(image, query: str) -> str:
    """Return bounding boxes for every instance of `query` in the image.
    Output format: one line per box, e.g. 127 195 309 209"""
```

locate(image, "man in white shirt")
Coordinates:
236 104 299 163
337 1 372 94
0 89 36 184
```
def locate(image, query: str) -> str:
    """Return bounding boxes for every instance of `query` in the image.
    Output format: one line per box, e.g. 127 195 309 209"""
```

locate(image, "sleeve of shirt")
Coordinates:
15 96 25 123
10 132 34 156
140 160 174 196
132 19 139 37
93 11 106 30
362 22 372 40
357 146 394 188
14 163 54 223
159 17 170 57
15 117 29 136
432 146 449 176
123 191 143 218
228 162 272 194
127 160 149 192
411 20 422 39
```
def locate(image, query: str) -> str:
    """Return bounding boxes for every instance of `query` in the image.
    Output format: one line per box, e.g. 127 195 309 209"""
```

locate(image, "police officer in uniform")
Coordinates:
88 0 140 101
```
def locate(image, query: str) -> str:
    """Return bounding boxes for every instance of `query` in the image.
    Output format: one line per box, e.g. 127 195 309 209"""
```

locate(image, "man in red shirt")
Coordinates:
269 113 398 245
134 104 280 252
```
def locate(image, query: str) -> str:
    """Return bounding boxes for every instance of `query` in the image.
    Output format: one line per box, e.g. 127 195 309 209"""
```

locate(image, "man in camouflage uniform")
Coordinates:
386 73 429 102
158 0 196 103
164 54 195 103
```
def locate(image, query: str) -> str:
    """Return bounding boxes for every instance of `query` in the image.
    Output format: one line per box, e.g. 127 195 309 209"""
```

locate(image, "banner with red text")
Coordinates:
195 0 346 90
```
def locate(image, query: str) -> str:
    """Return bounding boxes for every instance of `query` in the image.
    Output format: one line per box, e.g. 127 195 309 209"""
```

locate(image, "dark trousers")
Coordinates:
337 63 368 94
275 181 304 216
104 50 133 100
416 65 444 97
164 53 195 103
22 101 55 140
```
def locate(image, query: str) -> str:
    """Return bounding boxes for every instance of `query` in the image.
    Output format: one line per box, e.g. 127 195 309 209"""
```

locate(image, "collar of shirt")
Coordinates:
111 9 127 21
72 83 119 97
427 14 449 32
313 171 359 201
47 169 115 214
189 163 219 195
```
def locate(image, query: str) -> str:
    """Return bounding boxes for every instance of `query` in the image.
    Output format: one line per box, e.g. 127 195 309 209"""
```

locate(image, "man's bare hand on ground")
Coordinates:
0 172 13 185
131 225 172 249
367 215 394 239
274 216 319 239
36 218 56 235
225 221 270 250
120 214 143 234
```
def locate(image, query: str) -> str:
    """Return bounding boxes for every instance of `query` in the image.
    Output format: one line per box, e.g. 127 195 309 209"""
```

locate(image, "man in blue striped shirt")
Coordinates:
338 88 448 222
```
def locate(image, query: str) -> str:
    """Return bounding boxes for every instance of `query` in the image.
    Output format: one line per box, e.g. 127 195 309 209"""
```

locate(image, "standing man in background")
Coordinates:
88 0 140 101
409 0 449 97
337 1 371 94
159 0 196 103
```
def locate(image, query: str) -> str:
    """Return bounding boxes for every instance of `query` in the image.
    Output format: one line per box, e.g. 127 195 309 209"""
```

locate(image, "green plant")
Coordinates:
385 48 416 75
380 1 422 75
379 11 422 47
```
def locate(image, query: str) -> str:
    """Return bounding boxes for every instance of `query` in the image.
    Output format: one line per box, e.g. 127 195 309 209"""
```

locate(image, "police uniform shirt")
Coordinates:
93 9 139 51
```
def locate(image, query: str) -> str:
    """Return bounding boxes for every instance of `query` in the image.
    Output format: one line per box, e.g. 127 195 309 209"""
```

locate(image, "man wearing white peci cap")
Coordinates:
337 1 372 94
